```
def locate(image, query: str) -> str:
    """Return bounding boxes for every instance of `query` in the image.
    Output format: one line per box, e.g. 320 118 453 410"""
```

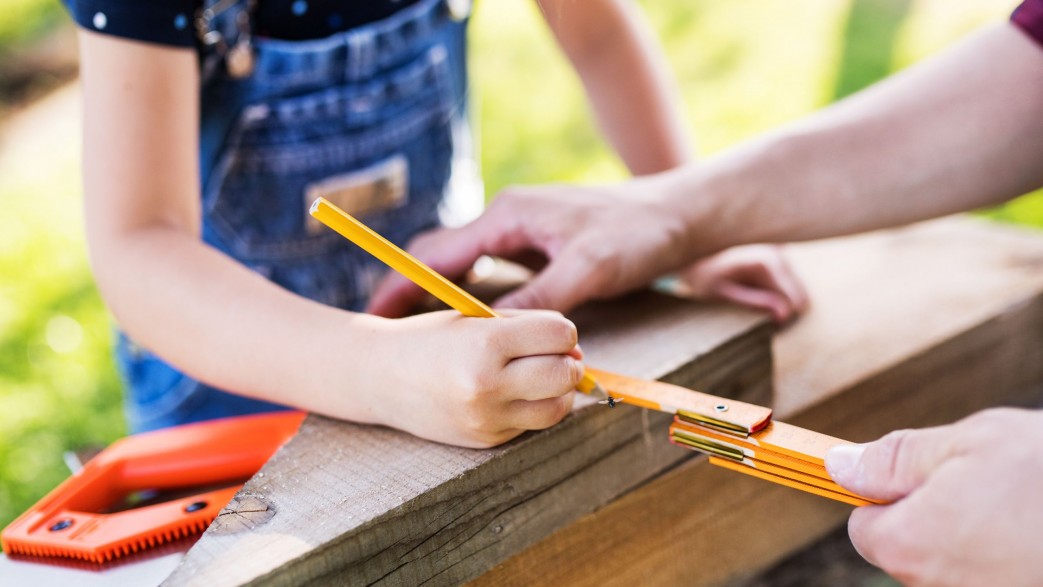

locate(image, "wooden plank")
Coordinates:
164 292 774 586
472 217 1043 587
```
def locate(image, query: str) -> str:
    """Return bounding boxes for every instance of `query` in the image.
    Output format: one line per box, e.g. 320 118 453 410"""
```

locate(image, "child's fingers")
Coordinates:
568 344 584 360
502 355 584 400
496 312 579 357
505 395 575 431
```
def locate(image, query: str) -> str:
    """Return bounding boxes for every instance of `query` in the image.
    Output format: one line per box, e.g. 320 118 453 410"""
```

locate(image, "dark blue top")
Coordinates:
64 0 419 48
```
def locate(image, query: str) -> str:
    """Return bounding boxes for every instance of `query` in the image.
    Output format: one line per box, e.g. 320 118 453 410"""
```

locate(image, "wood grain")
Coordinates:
472 217 1043 587
164 292 773 586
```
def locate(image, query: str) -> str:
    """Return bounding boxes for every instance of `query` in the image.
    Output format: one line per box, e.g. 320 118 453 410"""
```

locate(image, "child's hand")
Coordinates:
366 310 582 448
674 245 808 324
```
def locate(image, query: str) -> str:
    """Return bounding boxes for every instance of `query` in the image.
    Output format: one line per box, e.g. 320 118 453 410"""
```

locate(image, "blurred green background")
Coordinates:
0 0 1034 532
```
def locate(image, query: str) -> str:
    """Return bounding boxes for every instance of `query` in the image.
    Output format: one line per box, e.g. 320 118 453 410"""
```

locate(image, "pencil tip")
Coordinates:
590 382 608 401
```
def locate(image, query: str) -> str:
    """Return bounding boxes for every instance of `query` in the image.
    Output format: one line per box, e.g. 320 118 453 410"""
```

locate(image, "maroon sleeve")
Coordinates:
1013 0 1043 48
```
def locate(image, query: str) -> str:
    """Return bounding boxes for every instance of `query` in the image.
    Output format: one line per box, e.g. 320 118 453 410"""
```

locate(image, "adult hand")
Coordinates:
825 408 1043 587
367 177 694 317
675 244 808 323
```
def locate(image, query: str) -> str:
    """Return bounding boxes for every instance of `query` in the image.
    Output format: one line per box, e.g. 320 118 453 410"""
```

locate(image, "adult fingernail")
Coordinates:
825 444 866 490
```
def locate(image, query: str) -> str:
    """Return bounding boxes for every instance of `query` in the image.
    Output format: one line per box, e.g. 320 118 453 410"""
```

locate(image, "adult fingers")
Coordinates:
367 200 550 316
846 504 895 568
757 251 810 313
368 272 432 318
366 227 480 317
846 485 946 576
715 282 793 323
494 242 604 313
719 251 808 315
824 424 963 502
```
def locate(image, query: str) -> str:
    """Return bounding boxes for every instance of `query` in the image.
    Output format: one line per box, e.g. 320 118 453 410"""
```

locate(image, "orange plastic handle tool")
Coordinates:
1 411 305 563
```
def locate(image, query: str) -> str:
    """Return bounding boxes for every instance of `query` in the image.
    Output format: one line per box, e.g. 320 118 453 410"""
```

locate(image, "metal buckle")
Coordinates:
195 0 255 78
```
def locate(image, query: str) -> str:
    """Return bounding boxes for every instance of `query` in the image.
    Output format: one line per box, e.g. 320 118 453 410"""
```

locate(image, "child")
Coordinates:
68 0 804 448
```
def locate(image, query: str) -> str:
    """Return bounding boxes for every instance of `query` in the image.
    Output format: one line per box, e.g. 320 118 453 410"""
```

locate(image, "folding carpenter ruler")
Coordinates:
589 369 881 506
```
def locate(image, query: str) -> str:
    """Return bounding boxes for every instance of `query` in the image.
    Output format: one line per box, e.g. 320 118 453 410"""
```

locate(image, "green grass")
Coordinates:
0 87 126 528
0 0 64 52
0 0 1035 528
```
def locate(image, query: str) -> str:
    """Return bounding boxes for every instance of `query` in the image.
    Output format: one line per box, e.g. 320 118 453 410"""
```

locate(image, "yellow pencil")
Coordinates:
309 196 608 400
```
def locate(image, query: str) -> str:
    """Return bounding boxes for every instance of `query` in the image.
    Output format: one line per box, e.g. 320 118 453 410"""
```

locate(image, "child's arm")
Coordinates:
79 31 579 448
537 0 692 174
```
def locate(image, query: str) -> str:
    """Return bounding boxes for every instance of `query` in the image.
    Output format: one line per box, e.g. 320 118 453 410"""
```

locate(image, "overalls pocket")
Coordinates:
203 41 457 308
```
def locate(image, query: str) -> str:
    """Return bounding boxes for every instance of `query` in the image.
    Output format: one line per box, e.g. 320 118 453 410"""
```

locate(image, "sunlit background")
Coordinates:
0 0 1033 544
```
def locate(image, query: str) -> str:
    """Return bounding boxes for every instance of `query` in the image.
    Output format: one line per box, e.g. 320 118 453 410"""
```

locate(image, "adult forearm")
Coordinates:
542 0 692 174
89 228 387 423
670 23 1043 254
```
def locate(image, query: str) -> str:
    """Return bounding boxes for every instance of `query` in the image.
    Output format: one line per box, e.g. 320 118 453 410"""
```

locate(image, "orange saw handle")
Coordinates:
2 411 305 563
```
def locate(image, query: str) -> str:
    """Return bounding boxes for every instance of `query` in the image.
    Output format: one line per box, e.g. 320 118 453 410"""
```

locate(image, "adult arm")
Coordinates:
679 22 1043 250
371 0 807 318
370 22 1043 314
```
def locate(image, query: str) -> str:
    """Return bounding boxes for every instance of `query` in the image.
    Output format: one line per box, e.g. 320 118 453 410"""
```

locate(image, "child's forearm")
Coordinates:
667 24 1043 254
540 0 692 174
78 31 387 423
90 226 390 423
91 217 586 449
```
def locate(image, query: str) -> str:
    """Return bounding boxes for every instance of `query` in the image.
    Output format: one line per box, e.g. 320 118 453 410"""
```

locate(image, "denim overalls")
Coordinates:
117 0 474 432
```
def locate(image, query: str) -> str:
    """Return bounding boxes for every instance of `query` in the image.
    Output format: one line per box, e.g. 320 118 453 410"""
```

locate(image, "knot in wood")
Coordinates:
210 494 276 535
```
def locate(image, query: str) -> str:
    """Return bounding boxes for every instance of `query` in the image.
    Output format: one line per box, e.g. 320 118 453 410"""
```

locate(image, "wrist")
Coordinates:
307 310 396 427
663 140 795 259
650 165 742 262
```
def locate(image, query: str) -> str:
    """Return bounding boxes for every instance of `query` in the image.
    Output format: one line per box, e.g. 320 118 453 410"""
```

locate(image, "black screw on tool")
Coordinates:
184 501 208 513
49 519 74 532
